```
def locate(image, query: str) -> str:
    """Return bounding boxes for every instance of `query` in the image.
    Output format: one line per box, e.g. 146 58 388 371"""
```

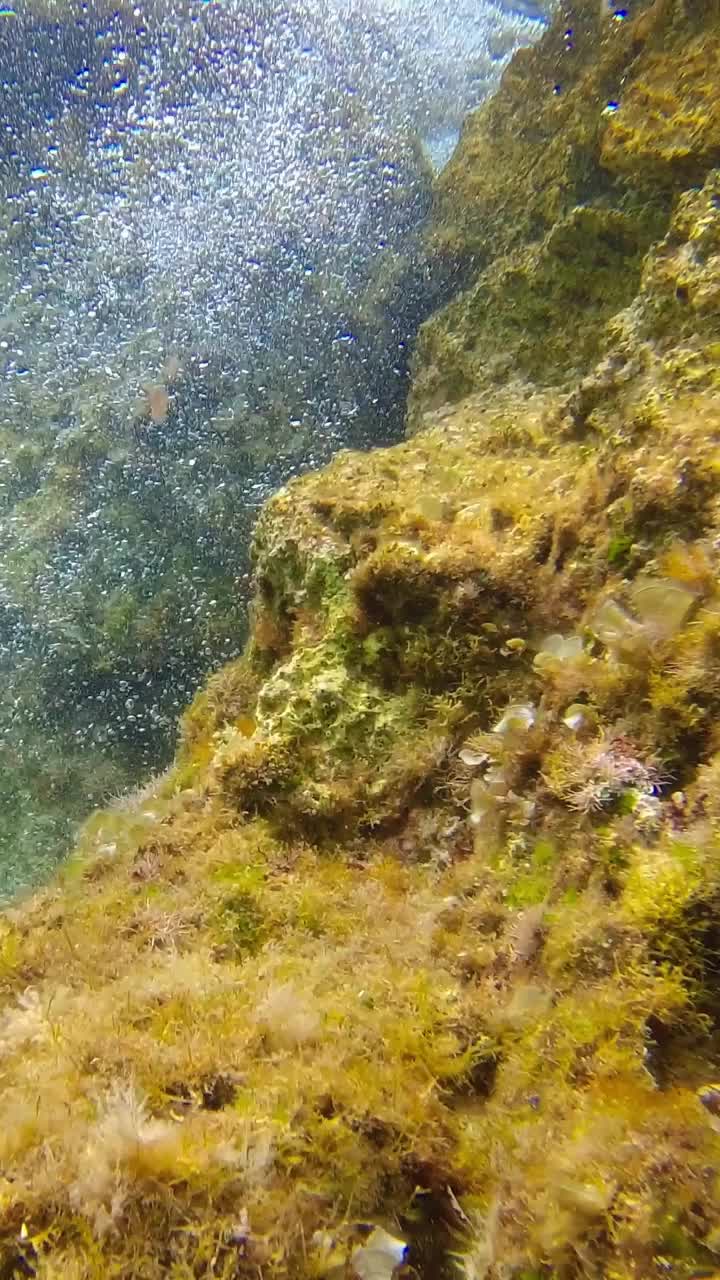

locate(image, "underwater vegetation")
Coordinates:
4 0 720 1275
0 0 542 891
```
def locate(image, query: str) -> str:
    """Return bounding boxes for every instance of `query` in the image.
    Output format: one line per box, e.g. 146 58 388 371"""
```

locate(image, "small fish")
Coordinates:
146 384 169 424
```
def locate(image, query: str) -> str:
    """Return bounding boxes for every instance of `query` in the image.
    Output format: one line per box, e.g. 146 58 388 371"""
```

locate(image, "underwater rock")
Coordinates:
0 11 439 892
409 205 653 416
408 0 720 428
4 371 720 1274
600 34 720 190
4 0 720 1276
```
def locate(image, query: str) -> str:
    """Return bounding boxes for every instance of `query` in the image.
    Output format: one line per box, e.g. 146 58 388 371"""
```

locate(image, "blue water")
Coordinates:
0 0 543 895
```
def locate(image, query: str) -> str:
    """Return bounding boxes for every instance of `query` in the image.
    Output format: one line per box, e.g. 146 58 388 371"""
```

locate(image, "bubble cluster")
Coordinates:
0 0 542 892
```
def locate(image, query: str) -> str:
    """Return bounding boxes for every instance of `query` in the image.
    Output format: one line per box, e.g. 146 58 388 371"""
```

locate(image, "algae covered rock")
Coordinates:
563 165 720 433
409 204 652 411
600 32 720 189
0 0 441 893
408 0 720 429
178 368 720 839
3 374 720 1275
5 0 720 1276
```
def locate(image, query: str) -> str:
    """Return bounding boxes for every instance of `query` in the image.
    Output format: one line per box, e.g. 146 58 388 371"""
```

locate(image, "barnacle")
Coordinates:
469 769 510 827
588 598 647 660
630 576 697 638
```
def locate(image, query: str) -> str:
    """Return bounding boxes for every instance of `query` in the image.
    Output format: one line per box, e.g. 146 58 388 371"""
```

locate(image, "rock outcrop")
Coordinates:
2 0 720 1276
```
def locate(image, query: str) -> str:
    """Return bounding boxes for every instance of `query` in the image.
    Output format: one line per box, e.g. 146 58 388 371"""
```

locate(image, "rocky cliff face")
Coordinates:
0 0 445 895
408 0 720 425
2 1 720 1277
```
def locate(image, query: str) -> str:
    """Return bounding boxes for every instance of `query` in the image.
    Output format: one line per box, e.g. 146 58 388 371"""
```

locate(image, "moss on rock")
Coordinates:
5 1 720 1276
3 365 720 1273
408 0 720 430
600 34 720 190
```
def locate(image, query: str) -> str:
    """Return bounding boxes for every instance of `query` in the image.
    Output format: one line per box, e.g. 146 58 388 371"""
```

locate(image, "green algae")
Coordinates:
6 382 720 1276
408 0 720 432
3 0 720 1275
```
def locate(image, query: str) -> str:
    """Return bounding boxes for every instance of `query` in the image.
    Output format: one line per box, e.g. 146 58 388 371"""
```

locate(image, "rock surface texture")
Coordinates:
3 1 720 1276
